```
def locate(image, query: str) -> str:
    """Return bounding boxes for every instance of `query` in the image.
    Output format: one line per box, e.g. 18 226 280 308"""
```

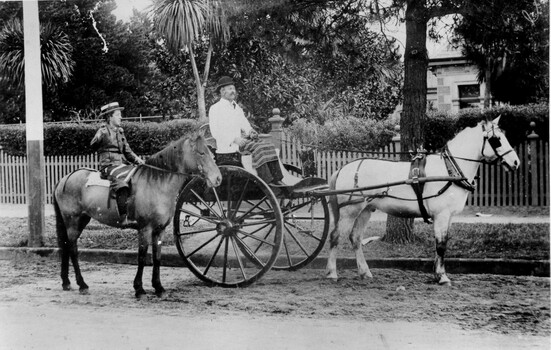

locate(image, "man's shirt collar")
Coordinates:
220 98 237 109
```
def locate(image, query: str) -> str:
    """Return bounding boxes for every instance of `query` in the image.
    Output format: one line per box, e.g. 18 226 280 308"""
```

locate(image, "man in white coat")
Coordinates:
208 76 284 185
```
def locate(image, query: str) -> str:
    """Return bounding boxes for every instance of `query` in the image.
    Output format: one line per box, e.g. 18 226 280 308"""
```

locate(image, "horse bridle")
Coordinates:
450 123 514 167
140 145 210 179
480 123 515 167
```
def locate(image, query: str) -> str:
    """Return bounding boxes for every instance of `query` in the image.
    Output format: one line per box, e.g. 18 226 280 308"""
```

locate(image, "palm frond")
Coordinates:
205 0 230 48
153 0 207 54
0 19 74 89
0 19 24 88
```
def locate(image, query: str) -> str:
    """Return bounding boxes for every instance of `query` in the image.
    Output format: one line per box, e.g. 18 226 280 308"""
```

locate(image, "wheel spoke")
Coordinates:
253 224 275 254
237 197 270 221
282 200 308 215
239 222 270 236
176 226 217 237
283 235 292 266
203 235 225 276
236 228 276 247
184 233 220 259
284 224 310 255
244 198 272 212
176 207 219 225
283 200 324 219
231 178 250 221
230 237 248 280
222 236 229 283
212 187 226 219
240 218 278 227
226 172 233 219
284 221 322 242
190 189 224 221
234 235 266 268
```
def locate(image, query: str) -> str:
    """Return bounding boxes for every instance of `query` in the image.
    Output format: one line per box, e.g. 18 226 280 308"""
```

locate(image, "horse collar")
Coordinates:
442 146 476 192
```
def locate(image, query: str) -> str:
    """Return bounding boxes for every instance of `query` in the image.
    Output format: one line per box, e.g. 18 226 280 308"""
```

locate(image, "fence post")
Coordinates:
392 125 401 161
527 121 539 206
269 108 284 150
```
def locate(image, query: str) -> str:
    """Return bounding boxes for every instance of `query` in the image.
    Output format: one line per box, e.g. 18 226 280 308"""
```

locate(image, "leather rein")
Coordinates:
320 124 515 212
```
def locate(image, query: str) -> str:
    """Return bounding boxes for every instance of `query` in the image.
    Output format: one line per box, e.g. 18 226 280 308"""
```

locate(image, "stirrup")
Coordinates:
119 215 132 226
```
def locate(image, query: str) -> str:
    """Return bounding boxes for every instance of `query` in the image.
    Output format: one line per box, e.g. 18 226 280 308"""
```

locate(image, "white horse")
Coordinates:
325 117 520 285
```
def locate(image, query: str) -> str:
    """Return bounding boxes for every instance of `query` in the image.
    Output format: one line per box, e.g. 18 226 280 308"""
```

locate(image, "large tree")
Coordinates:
366 0 463 243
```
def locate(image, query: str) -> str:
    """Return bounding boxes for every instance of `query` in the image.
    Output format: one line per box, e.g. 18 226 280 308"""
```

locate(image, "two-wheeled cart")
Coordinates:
173 131 331 287
173 132 471 288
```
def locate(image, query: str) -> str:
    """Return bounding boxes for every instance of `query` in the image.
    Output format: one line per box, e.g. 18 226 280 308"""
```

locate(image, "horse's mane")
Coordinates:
131 133 203 186
454 115 488 133
145 132 201 172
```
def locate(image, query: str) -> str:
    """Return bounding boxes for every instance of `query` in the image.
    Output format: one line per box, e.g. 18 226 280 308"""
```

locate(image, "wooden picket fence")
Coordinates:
0 153 100 205
0 135 548 207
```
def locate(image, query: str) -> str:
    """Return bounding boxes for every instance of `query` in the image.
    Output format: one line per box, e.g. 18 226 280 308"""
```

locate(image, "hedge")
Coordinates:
288 103 549 152
1 103 547 156
426 103 549 150
287 116 395 151
0 119 199 156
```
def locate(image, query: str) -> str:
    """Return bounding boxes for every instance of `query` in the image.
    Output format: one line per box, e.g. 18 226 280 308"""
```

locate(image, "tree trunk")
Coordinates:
187 45 208 122
385 216 415 244
384 0 428 244
484 57 492 108
197 87 207 123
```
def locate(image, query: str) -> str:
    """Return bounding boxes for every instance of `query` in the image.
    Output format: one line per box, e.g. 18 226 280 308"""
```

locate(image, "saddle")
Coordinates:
409 148 432 224
85 164 138 216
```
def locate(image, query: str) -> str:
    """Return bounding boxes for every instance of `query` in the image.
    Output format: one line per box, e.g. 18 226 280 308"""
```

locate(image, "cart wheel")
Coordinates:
272 196 329 271
173 166 283 287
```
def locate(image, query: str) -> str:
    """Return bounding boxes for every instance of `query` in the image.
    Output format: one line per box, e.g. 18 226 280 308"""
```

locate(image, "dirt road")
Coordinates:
0 255 549 349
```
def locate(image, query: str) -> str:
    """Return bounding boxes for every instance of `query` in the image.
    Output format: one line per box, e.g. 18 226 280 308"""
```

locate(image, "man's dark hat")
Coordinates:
99 102 124 119
215 76 235 92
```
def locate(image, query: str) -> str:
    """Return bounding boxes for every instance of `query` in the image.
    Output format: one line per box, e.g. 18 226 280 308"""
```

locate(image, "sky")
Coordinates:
112 0 152 22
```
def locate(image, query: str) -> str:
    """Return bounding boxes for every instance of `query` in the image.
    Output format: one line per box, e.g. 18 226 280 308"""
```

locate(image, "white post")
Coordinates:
23 1 45 247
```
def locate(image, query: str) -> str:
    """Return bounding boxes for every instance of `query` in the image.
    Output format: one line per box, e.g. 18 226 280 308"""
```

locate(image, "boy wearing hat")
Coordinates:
209 76 284 185
90 102 145 220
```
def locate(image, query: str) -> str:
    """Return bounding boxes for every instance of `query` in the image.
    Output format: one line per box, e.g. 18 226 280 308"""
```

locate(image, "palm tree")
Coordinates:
0 19 74 89
153 0 230 122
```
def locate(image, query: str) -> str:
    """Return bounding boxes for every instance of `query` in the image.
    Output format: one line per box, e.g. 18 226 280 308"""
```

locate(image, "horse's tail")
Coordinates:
327 169 341 231
53 182 68 250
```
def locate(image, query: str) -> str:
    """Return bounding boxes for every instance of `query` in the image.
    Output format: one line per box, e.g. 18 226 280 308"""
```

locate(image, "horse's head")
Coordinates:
481 116 520 171
184 134 222 187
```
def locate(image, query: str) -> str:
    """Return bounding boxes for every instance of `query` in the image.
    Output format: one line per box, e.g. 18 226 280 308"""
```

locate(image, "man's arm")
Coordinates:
237 107 254 135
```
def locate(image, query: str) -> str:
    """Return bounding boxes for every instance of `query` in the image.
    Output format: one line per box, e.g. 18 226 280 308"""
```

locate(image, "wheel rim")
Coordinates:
173 166 283 287
272 196 329 271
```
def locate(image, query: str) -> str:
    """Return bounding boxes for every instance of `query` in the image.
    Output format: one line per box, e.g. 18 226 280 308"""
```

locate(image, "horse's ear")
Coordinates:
492 115 501 126
197 123 208 137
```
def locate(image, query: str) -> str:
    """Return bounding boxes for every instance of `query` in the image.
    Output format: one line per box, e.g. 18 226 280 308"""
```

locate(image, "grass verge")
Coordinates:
0 216 548 260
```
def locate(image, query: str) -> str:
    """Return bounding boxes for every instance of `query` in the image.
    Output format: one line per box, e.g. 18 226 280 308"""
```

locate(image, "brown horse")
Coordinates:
53 133 221 297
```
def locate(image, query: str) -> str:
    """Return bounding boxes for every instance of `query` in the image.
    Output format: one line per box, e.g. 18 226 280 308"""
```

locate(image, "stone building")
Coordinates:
427 48 486 113
390 48 485 121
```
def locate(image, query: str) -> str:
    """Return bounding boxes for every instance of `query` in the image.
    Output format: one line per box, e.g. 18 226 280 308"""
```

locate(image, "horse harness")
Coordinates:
409 148 431 223
335 146 477 224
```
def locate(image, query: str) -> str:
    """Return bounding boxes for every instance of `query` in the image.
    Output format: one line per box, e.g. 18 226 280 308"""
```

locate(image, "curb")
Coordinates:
0 247 549 277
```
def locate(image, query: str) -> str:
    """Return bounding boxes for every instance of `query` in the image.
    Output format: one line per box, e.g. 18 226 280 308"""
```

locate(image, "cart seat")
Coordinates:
200 123 307 187
241 150 303 187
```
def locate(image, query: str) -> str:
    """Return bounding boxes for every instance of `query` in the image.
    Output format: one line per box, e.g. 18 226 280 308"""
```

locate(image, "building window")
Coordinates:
458 84 480 109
